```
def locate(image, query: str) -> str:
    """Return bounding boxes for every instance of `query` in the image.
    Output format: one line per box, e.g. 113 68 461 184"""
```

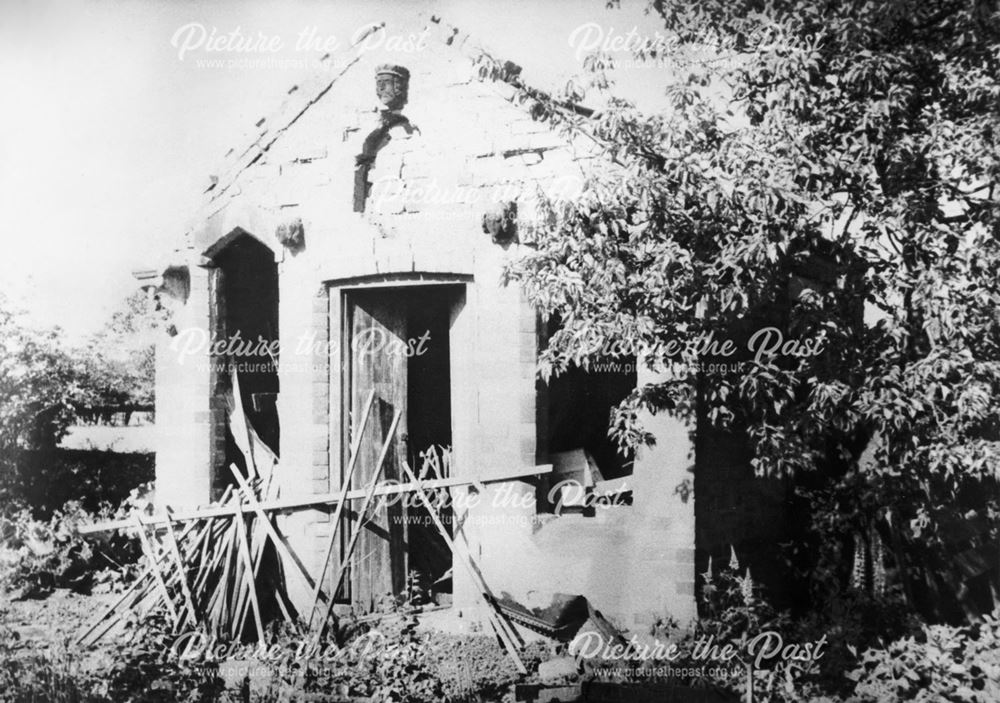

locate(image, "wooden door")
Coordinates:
346 292 408 612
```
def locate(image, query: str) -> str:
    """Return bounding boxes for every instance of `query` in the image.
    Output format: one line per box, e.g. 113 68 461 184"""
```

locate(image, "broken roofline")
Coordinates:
197 13 596 218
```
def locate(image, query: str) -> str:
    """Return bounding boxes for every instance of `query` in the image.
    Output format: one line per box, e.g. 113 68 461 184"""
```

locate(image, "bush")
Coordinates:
789 590 918 697
192 605 539 702
0 611 103 702
302 612 448 702
0 500 140 599
420 630 545 701
576 551 915 703
678 553 807 702
0 609 225 703
841 615 1000 703
101 613 226 703
668 553 991 703
0 450 151 600
0 448 154 519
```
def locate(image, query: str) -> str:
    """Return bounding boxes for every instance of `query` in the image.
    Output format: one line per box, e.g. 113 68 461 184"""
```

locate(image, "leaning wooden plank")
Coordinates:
194 519 235 601
444 501 524 649
132 515 179 625
228 368 256 478
272 582 294 625
194 520 219 588
307 390 375 624
83 577 158 646
232 496 265 641
229 466 320 619
211 519 239 634
78 465 554 533
307 390 378 627
231 463 282 633
397 458 527 673
164 511 198 626
313 411 401 641
229 494 256 639
189 522 225 598
75 567 154 645
233 509 266 633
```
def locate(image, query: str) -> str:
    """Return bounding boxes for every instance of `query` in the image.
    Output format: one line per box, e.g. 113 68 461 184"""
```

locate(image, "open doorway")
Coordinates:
210 234 280 496
341 284 461 612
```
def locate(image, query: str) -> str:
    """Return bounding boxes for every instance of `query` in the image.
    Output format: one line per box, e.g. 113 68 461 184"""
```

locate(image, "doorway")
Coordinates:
342 284 461 611
210 234 280 494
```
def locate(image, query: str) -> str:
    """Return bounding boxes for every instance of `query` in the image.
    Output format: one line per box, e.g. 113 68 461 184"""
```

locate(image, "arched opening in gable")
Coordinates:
207 232 280 496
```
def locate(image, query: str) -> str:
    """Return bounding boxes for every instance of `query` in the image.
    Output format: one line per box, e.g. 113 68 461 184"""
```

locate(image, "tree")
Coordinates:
0 292 159 512
496 1 1000 619
75 289 158 415
0 296 79 461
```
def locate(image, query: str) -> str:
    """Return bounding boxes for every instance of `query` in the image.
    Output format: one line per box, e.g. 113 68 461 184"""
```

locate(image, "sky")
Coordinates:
0 0 669 341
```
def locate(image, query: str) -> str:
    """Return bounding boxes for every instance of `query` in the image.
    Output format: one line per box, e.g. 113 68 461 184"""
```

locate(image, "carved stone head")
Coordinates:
375 64 410 111
482 201 518 245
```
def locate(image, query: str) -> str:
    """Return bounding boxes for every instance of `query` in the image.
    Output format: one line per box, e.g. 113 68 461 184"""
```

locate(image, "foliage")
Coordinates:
74 289 160 412
840 614 1000 702
0 501 96 599
0 500 140 600
499 0 1000 620
0 449 149 602
101 613 226 703
0 295 81 461
0 291 157 516
0 611 225 703
0 292 154 601
419 630 544 701
680 552 810 702
0 613 103 703
304 611 447 702
788 589 919 697
583 552 918 701
1 449 154 519
306 614 540 702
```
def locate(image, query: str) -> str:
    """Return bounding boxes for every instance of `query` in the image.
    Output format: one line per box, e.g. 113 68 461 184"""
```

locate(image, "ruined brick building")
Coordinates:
136 17 788 633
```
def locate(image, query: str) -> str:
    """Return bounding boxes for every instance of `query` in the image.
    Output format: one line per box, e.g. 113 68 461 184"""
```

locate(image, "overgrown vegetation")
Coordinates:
5 2 1000 699
499 0 1000 623
3 449 154 518
0 601 545 703
75 289 160 413
0 495 146 600
0 291 158 500
576 555 998 702
0 292 155 602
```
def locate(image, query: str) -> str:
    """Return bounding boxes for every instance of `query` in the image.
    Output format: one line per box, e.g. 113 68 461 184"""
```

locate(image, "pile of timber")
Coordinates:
77 474 288 646
75 384 536 674
77 373 290 645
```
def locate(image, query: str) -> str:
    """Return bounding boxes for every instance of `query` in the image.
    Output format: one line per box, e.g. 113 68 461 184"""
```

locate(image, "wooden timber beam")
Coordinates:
77 465 552 534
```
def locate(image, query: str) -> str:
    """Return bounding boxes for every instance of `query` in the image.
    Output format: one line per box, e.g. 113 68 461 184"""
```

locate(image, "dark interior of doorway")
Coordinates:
344 284 458 608
405 286 454 602
214 235 280 488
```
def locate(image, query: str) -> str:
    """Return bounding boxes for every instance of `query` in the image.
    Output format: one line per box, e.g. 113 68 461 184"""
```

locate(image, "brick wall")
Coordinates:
153 263 214 510
159 32 697 627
